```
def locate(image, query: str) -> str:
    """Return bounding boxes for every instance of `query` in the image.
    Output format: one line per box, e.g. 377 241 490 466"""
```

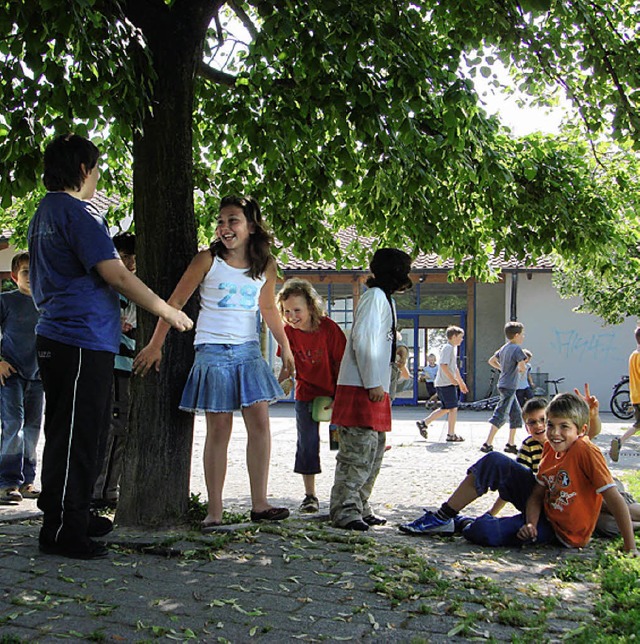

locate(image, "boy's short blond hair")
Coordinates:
505 321 524 339
446 325 463 339
546 393 589 431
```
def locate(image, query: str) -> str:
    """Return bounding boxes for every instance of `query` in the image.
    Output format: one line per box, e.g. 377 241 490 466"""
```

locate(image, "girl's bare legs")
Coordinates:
203 411 233 524
241 401 274 512
507 426 518 446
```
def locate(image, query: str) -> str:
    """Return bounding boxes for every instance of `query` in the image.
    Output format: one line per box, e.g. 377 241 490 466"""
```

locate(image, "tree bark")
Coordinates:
117 1 219 527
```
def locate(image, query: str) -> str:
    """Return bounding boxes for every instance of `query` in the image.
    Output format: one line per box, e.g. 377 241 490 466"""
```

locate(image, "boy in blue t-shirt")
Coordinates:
480 322 527 454
0 253 44 505
28 134 193 559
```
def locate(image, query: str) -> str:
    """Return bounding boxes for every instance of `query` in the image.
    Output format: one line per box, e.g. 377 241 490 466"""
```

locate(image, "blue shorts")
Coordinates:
436 385 459 409
294 400 321 475
179 342 283 413
461 452 557 547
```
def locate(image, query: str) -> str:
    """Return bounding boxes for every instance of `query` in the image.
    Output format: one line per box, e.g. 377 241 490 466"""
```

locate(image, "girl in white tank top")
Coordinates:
134 196 295 529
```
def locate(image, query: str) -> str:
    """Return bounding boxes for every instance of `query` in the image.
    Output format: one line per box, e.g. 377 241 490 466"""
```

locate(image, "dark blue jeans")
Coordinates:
0 375 44 488
294 400 321 475
461 452 557 547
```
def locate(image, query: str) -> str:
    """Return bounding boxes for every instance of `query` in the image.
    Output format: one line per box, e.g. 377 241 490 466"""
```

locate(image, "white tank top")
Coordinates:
194 255 266 345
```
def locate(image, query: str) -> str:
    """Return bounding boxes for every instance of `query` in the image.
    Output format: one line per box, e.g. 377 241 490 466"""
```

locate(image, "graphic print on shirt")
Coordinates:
293 347 326 366
217 282 258 309
542 469 577 512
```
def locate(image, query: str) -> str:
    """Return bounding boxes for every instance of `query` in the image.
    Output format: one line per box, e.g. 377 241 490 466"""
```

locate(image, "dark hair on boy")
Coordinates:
635 327 640 345
505 321 524 339
546 393 589 432
10 252 29 275
43 134 100 192
522 397 547 416
446 325 464 339
113 232 135 255
366 248 413 295
210 195 273 279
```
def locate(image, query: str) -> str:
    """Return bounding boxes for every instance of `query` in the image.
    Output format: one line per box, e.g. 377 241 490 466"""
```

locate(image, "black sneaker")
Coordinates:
343 519 369 531
88 515 114 537
39 537 109 560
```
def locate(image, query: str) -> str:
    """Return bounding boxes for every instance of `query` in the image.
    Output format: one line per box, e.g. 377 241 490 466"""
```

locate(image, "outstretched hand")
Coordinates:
164 309 193 332
133 345 163 377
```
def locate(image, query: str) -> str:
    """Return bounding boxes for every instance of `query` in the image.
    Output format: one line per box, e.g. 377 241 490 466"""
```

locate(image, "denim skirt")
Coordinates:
179 342 283 413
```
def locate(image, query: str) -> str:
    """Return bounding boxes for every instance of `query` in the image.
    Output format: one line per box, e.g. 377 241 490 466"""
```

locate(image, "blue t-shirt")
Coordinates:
0 290 40 380
495 342 527 389
27 192 120 353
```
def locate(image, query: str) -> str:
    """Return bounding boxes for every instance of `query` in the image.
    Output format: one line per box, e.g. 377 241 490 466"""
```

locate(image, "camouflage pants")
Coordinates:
329 426 386 527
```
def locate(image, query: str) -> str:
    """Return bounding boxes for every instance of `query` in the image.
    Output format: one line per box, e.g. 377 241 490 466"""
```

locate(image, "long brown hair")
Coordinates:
210 195 273 279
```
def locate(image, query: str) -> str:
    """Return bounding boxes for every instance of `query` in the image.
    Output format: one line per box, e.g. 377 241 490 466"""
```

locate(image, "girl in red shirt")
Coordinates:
277 279 346 513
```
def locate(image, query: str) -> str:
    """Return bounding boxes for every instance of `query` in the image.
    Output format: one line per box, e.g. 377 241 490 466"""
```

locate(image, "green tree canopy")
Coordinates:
1 0 639 524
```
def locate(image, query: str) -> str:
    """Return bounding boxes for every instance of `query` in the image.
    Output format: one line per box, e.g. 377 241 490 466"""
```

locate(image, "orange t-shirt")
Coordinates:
536 437 615 548
629 350 640 405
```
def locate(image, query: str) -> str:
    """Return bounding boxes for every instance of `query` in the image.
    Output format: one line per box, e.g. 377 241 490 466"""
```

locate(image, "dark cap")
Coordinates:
370 248 413 290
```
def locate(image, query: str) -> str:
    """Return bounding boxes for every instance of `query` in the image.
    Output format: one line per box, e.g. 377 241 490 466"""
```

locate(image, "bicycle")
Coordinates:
458 369 499 411
610 375 634 420
545 377 565 396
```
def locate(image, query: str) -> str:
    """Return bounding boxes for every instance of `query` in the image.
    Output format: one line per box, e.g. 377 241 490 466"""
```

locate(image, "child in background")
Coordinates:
400 393 639 556
134 195 295 531
330 248 412 531
29 134 192 559
415 327 468 442
92 233 137 510
276 279 346 513
610 327 640 462
480 322 527 454
515 349 534 408
0 253 43 505
420 353 438 402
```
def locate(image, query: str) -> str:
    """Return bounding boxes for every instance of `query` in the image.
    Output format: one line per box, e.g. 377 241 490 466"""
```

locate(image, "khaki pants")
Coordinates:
329 426 386 527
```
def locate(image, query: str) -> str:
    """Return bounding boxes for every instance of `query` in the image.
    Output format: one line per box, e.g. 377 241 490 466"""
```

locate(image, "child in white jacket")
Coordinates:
329 248 412 531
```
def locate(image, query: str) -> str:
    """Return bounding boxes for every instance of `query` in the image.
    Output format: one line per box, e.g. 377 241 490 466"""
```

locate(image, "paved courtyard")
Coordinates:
1 405 638 641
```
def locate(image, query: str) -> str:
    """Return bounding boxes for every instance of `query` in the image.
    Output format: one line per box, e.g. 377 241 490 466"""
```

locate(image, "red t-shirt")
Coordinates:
536 437 615 548
279 317 346 401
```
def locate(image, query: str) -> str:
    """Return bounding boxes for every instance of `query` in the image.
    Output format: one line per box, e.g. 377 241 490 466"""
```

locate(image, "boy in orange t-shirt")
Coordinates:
401 393 638 555
610 327 640 462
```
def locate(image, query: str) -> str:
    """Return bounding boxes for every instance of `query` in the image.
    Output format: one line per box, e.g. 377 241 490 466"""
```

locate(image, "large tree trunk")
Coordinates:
117 2 217 526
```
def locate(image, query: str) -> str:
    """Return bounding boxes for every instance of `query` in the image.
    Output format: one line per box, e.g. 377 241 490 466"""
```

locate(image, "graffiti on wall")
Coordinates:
550 329 617 363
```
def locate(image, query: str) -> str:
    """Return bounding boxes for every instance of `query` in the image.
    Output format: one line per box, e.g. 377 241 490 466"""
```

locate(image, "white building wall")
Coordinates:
507 272 638 407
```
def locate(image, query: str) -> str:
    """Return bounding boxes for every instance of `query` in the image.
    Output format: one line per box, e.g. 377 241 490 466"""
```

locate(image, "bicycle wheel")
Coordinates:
610 389 634 420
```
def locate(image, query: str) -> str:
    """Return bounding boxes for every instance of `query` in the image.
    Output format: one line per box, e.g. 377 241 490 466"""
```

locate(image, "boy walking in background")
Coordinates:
416 326 468 442
92 233 137 510
480 322 527 454
0 253 44 504
610 327 640 462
